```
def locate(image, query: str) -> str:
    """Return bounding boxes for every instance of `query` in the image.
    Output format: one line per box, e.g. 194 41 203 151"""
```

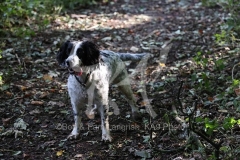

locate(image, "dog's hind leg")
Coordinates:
117 84 140 120
113 69 141 120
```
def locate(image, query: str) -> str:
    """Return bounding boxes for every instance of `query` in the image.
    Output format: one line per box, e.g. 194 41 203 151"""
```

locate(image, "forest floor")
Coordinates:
1 0 240 159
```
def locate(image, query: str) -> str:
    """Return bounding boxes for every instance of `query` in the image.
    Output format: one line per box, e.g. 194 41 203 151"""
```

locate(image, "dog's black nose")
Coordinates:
65 60 70 67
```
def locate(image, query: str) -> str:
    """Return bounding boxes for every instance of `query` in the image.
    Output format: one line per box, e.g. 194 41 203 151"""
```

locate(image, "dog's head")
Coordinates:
57 40 100 72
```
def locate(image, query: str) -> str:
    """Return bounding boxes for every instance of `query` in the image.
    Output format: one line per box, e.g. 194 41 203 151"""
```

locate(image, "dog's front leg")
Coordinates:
67 76 85 139
98 104 112 142
68 102 83 139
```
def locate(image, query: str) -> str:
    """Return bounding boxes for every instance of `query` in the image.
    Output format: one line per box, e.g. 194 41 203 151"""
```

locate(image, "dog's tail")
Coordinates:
118 53 147 62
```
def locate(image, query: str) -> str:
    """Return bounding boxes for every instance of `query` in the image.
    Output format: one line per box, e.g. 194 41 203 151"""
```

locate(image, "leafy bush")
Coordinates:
0 0 96 37
202 0 240 43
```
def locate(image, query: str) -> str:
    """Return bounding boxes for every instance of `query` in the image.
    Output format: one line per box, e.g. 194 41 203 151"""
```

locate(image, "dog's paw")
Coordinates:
67 131 79 140
102 134 112 142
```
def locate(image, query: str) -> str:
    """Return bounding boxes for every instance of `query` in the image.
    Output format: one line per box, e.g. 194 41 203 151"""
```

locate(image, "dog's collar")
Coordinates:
68 68 83 76
68 61 102 87
71 71 91 88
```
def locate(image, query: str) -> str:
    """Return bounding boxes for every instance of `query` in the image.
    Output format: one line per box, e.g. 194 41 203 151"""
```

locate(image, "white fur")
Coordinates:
65 41 146 141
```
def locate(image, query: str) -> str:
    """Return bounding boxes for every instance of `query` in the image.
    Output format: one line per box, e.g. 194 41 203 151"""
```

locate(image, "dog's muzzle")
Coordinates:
65 59 73 68
65 60 70 67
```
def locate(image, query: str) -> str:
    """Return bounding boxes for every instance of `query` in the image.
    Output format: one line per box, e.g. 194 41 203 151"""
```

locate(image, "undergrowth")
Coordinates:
0 0 98 38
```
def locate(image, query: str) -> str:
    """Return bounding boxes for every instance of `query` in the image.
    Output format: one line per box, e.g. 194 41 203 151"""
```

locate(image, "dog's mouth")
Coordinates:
68 68 83 76
68 68 75 74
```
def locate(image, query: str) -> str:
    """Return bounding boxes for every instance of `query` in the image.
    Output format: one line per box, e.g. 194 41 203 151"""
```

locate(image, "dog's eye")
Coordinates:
67 47 72 55
77 48 83 58
66 43 73 55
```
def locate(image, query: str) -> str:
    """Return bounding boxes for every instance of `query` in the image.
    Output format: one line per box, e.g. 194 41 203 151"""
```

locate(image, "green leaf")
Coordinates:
215 59 225 70
232 79 240 86
223 117 236 130
204 118 218 135
237 119 240 125
195 117 204 123
220 146 230 152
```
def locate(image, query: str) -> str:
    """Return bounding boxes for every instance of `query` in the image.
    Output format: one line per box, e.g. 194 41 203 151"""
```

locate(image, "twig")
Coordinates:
15 54 21 65
231 62 240 80
177 81 222 160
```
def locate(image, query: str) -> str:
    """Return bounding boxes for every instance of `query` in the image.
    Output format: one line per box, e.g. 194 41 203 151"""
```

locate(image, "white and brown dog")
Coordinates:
57 40 147 141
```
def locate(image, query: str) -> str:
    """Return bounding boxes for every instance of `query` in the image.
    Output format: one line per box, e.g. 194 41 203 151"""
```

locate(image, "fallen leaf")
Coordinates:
49 89 57 93
134 149 151 158
35 59 45 63
29 109 41 115
2 117 12 126
15 85 28 91
128 29 134 34
23 153 30 159
14 130 23 138
41 140 56 148
101 36 112 41
31 101 44 105
12 151 22 156
14 118 28 130
41 124 48 128
38 92 49 99
56 150 64 156
208 97 214 102
74 154 83 158
159 63 166 67
142 135 150 143
47 101 65 107
130 46 139 52
43 74 53 81
24 91 32 98
218 110 228 113
234 88 240 96
108 112 114 116
140 101 147 106
198 29 203 35
48 71 59 77
5 91 13 97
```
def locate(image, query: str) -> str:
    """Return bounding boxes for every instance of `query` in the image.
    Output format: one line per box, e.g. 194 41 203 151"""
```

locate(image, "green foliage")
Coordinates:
232 79 240 87
223 117 237 130
195 116 239 135
202 0 240 44
204 118 218 135
0 75 2 86
58 0 97 10
1 0 49 37
215 30 227 45
0 50 2 87
201 0 218 7
0 0 97 37
193 52 208 67
214 59 225 71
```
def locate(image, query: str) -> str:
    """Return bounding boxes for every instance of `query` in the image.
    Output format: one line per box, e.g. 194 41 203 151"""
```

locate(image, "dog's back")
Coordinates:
101 50 146 61
99 50 146 85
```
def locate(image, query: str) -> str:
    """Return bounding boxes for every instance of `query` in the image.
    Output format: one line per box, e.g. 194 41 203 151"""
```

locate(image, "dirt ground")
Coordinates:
0 0 236 159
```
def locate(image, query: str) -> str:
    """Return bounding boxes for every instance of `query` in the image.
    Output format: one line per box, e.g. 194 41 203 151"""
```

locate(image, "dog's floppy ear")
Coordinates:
57 41 73 66
77 41 100 66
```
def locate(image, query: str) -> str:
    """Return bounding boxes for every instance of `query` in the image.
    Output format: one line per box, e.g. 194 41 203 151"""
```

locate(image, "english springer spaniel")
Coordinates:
57 40 147 141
